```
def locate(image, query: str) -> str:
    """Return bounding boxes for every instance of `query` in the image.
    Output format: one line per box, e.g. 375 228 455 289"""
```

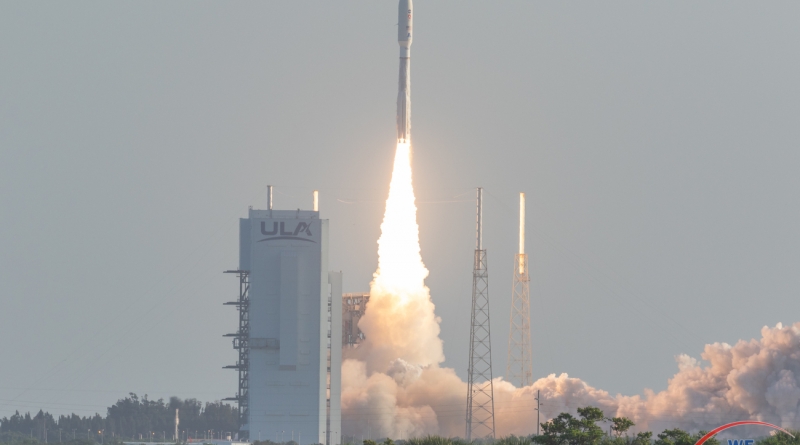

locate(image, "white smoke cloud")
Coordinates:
340 143 800 439
344 322 800 438
348 142 444 374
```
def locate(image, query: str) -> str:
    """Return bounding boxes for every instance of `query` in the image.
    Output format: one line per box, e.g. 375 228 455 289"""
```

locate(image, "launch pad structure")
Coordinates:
466 187 496 440
342 293 370 348
223 269 251 430
224 187 342 445
506 193 533 387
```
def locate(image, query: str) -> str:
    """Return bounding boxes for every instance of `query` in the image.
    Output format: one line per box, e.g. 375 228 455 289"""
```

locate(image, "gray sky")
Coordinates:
2 1 800 418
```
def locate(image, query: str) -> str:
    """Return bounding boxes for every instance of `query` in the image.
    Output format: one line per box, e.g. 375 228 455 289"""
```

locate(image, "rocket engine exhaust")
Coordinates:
340 1 800 439
397 0 413 144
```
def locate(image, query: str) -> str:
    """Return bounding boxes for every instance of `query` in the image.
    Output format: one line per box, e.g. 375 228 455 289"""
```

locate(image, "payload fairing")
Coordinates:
397 0 413 144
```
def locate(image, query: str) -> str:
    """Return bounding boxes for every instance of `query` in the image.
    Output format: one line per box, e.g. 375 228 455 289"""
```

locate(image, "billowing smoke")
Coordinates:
340 144 800 439
347 142 443 374
490 323 800 436
342 142 456 438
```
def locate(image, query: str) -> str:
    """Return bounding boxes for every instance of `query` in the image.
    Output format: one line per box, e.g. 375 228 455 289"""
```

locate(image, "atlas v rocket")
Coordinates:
397 0 413 144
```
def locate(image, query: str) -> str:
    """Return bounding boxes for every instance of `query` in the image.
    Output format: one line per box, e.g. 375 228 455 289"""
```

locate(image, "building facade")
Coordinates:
237 208 341 445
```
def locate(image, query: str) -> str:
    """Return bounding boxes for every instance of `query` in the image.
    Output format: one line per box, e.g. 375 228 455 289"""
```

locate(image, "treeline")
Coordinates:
359 406 800 445
531 406 715 445
0 394 237 443
528 406 797 445
6 403 800 445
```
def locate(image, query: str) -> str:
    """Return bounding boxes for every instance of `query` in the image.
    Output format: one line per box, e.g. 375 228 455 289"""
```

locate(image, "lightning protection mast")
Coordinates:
466 187 495 440
506 192 533 388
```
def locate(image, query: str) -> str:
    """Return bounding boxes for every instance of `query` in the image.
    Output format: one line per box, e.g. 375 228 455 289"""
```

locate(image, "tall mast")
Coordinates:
507 192 533 388
466 187 495 440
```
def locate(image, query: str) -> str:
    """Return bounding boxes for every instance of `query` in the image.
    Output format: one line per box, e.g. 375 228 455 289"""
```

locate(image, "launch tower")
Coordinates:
506 193 533 387
465 187 495 440
226 187 342 445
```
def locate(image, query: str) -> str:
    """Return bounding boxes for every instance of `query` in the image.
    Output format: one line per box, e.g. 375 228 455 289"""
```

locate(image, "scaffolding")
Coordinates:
223 269 250 438
466 187 495 440
342 293 370 348
507 192 533 387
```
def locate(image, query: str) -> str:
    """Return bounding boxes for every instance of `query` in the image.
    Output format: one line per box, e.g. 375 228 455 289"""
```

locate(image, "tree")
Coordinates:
609 418 635 438
632 431 652 445
656 428 693 445
655 429 719 445
757 431 800 445
0 393 237 442
534 406 608 445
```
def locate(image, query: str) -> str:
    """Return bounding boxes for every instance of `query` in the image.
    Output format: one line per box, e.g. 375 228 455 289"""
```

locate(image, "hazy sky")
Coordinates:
2 1 800 418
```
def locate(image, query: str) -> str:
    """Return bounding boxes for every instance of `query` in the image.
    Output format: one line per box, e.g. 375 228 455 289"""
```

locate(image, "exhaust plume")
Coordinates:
349 142 444 373
340 145 800 439
342 142 451 438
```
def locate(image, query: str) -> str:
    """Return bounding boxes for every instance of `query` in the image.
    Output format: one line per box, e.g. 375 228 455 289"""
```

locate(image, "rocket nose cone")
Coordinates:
398 0 412 45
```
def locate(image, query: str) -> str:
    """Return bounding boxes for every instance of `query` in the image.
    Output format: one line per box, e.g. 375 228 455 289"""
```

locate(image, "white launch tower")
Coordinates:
227 188 341 445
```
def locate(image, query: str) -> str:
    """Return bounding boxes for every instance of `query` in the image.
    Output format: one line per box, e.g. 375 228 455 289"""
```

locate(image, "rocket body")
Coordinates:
397 0 413 144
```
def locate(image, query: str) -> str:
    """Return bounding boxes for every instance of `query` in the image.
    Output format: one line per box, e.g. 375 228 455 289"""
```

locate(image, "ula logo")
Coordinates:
259 221 315 243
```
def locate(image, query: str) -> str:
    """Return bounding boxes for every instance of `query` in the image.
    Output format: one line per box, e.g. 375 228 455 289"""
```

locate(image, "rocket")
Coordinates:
397 0 413 144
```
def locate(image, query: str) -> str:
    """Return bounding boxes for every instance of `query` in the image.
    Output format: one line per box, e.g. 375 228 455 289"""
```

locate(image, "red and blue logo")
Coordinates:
695 421 794 445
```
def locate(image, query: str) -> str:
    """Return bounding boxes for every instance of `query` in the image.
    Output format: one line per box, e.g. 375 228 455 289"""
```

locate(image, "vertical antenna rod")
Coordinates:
477 187 483 251
507 192 533 389
519 193 525 255
313 190 319 212
466 187 495 440
267 185 273 210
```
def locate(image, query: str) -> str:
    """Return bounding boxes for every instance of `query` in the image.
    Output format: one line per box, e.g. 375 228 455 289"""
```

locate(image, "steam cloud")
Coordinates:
340 144 800 439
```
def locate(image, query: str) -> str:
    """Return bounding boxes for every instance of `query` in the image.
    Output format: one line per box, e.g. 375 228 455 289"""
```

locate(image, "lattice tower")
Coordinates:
223 269 250 438
466 187 495 440
506 193 533 387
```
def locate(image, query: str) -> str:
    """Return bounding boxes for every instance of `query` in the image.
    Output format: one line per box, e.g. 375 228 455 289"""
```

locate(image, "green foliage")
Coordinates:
494 435 533 445
577 408 605 425
757 431 800 445
404 435 471 445
654 428 717 445
0 431 100 445
364 440 378 445
533 406 608 445
655 428 694 445
598 434 650 445
632 432 653 445
0 393 237 443
609 418 635 438
0 431 43 445
598 437 627 445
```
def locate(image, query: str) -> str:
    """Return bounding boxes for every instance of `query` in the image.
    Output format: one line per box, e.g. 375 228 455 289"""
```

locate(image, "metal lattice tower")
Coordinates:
223 269 250 438
506 192 533 387
466 187 495 440
342 293 370 348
